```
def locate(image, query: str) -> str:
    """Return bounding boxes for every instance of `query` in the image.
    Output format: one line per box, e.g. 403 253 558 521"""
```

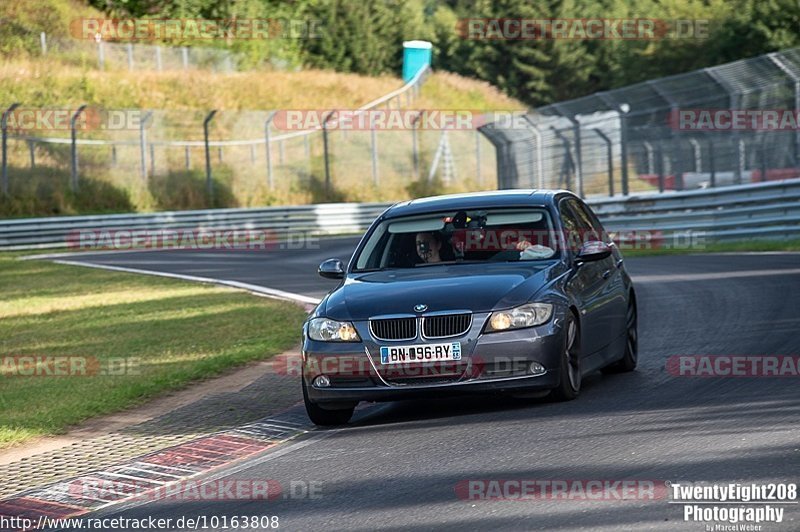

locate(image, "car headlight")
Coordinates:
307 318 361 342
485 303 553 332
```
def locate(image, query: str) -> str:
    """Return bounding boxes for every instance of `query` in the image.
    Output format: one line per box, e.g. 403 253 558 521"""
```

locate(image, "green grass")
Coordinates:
0 59 522 215
0 253 307 449
619 239 800 257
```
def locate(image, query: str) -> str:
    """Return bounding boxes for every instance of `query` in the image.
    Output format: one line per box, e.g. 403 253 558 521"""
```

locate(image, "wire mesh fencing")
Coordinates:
0 68 499 214
482 47 800 198
27 31 272 73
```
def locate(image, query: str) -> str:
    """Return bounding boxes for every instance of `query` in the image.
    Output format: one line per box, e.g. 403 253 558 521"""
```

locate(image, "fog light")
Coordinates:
313 375 331 388
529 362 546 375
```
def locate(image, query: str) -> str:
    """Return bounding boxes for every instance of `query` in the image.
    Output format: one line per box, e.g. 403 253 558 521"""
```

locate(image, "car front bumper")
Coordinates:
302 311 568 405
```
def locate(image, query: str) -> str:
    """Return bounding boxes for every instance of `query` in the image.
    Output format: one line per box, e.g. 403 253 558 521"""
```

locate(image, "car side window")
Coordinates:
566 198 606 243
570 199 610 244
558 198 582 253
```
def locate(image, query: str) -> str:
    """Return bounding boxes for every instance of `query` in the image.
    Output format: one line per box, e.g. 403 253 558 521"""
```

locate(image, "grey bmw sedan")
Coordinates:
302 190 637 425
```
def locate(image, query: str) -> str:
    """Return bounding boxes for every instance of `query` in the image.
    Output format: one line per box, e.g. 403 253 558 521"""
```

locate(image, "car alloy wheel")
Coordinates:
551 312 580 401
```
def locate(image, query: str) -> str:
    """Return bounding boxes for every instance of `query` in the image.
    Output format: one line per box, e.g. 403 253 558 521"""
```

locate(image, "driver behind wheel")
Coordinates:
415 231 443 263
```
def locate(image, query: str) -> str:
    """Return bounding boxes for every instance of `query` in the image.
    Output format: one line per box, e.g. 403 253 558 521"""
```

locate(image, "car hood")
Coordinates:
323 261 564 320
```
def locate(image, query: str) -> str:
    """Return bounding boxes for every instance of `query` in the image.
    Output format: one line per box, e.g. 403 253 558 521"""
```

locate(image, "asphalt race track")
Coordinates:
56 243 800 531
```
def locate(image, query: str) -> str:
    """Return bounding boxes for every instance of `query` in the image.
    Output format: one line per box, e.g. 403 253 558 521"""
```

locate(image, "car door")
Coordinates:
570 198 628 358
559 197 615 362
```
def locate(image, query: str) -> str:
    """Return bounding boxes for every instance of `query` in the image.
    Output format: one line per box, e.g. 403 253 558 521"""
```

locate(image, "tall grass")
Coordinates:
0 58 524 215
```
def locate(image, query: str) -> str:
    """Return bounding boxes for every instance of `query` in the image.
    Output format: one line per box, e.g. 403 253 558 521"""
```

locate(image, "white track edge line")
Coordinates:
50 260 321 306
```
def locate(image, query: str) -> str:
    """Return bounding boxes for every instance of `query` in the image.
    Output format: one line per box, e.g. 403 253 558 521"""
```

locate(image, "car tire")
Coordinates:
602 297 638 374
302 379 355 426
550 311 581 401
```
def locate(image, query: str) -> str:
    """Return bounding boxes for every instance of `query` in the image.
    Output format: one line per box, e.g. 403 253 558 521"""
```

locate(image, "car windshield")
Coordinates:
353 208 559 271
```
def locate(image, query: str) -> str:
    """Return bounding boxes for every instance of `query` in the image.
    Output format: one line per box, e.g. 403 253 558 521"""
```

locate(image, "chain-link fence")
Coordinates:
482 47 800 198
0 67 497 214
22 31 275 72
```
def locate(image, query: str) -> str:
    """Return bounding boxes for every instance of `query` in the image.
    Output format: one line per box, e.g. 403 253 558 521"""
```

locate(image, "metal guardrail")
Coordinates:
589 177 800 242
0 203 391 250
2 178 800 250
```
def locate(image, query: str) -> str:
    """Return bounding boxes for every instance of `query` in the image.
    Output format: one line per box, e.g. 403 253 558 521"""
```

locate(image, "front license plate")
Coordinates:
380 342 462 365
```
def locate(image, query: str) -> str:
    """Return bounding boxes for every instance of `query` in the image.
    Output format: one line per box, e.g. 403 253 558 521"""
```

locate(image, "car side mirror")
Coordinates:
318 258 345 279
575 241 612 264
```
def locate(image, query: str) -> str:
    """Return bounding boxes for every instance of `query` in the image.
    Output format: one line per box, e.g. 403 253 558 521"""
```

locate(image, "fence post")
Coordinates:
185 146 191 170
550 127 574 190
264 111 277 189
155 46 162 71
688 138 702 172
655 142 665 193
111 144 117 166
643 140 654 174
203 110 217 201
554 104 583 198
40 32 47 55
672 139 684 191
322 111 337 195
474 130 481 186
704 134 716 188
648 80 683 190
597 93 630 195
619 106 630 196
370 114 379 185
522 115 545 189
767 53 800 168
573 122 584 197
705 68 741 183
28 140 36 169
1 103 21 196
150 143 156 176
759 135 769 182
70 105 88 192
738 139 746 184
182 47 189 69
127 43 134 71
411 111 422 180
592 128 614 197
139 111 153 182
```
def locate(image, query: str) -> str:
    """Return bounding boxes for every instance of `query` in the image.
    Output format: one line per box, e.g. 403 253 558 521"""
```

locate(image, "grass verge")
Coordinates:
0 253 307 449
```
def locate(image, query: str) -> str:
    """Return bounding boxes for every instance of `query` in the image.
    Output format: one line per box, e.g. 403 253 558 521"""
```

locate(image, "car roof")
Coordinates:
383 189 573 218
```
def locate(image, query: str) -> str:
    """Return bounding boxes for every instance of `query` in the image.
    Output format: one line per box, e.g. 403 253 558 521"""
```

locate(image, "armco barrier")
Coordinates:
0 203 392 250
2 178 800 250
588 177 800 242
